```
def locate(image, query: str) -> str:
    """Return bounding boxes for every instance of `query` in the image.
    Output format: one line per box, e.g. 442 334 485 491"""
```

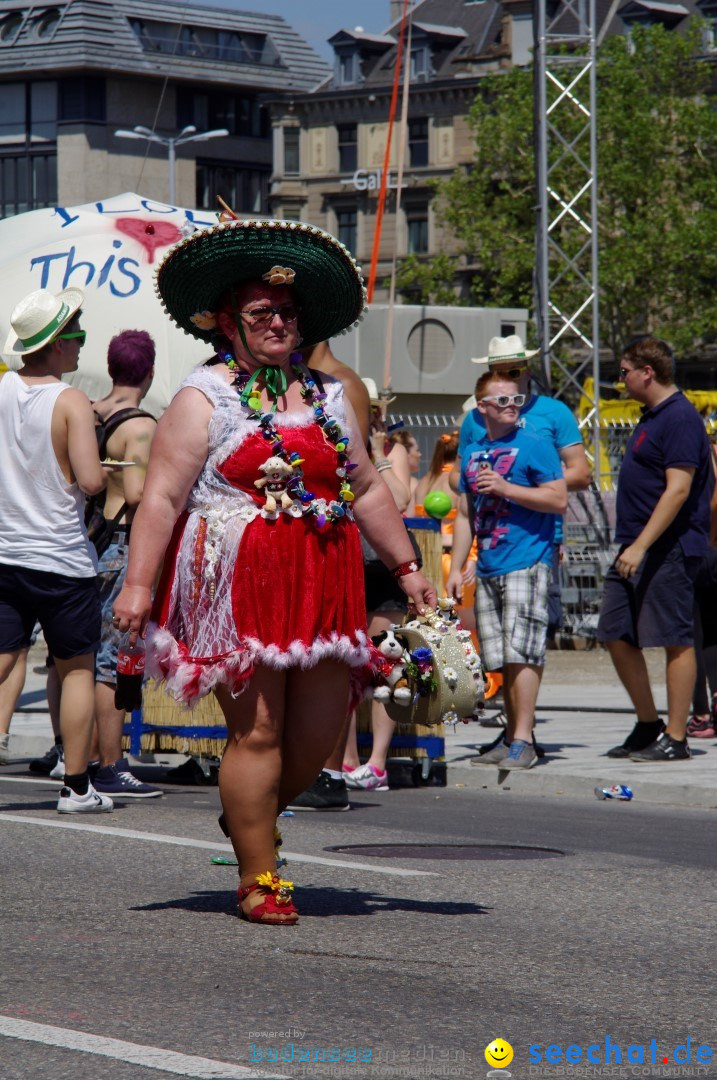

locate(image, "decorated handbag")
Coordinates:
379 598 486 728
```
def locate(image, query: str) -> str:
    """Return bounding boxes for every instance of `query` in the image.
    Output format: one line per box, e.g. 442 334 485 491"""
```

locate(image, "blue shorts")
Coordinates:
597 544 702 649
0 562 100 660
95 531 129 685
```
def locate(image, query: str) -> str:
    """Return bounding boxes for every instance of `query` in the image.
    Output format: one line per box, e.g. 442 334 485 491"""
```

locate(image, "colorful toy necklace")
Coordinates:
225 352 357 529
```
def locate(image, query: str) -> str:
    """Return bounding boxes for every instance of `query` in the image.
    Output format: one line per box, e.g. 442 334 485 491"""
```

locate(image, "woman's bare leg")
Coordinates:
278 659 351 809
215 667 289 920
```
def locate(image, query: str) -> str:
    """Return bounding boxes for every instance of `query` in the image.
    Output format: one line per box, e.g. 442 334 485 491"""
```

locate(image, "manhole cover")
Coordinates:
325 843 567 861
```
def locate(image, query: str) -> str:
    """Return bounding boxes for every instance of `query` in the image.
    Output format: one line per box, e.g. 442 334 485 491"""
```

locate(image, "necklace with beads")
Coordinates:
224 352 357 529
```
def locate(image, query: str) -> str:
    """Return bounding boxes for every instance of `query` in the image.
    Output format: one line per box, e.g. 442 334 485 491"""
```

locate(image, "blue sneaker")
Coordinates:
500 739 538 770
93 759 163 798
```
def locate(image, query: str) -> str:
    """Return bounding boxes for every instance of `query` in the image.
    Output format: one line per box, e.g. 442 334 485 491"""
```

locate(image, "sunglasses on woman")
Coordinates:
240 304 299 327
482 393 526 408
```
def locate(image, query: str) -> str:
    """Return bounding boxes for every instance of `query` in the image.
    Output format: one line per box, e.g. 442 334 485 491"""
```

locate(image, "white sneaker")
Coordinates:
49 749 65 780
57 784 113 814
343 763 389 791
0 733 9 766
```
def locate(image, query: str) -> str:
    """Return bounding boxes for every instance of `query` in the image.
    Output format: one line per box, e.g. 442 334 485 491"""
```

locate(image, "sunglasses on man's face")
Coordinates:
57 330 87 346
492 366 527 379
482 393 526 408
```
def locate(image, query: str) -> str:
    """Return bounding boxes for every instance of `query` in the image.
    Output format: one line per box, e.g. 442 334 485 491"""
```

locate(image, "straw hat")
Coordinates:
155 218 367 349
4 288 84 356
361 377 396 405
471 334 539 366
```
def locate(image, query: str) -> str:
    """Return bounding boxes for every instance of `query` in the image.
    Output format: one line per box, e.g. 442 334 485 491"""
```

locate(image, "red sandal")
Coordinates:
238 871 298 926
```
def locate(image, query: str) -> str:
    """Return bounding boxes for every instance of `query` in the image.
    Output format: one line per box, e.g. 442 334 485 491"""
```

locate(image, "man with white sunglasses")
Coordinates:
447 372 568 769
450 335 591 635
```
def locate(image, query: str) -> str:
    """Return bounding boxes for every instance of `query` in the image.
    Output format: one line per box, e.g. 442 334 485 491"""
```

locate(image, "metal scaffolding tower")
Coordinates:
534 0 600 473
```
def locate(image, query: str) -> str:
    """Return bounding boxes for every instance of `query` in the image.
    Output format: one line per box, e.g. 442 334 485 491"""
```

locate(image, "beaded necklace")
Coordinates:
225 352 357 529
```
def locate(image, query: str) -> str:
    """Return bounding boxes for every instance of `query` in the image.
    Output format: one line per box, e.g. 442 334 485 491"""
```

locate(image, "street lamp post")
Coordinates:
114 124 230 205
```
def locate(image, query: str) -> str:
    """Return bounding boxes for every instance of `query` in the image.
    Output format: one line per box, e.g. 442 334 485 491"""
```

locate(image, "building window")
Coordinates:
196 161 269 214
408 117 429 167
0 12 24 45
335 49 360 86
336 208 358 254
284 127 300 175
0 81 57 216
59 77 106 123
33 8 61 40
338 123 357 173
410 45 431 81
129 19 280 66
406 204 429 254
0 83 26 144
1 152 57 217
177 87 269 139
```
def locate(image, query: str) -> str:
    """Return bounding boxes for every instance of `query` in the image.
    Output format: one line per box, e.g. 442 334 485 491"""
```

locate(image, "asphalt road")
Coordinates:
1 768 716 1080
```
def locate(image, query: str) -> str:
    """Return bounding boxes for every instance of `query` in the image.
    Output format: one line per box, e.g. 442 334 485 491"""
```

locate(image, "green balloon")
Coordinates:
423 490 453 519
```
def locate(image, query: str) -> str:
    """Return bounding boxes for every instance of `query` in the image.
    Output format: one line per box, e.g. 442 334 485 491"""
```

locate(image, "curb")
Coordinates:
448 761 717 810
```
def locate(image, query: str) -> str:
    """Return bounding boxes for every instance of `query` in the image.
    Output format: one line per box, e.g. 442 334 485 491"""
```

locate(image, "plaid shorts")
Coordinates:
475 562 551 671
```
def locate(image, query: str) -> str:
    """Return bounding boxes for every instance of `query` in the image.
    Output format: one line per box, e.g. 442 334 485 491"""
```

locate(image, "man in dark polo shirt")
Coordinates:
598 337 713 761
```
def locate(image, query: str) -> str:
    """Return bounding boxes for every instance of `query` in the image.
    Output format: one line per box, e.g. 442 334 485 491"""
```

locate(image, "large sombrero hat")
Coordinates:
155 218 367 348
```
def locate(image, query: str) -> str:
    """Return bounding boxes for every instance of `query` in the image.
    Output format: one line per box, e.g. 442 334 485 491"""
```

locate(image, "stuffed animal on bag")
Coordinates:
370 629 411 705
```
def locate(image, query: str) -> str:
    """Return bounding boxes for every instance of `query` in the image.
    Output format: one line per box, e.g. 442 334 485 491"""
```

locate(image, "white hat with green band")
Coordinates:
4 287 84 356
471 334 539 366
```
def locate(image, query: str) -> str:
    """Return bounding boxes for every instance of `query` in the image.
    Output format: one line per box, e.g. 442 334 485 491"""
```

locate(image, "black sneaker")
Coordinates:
607 720 664 758
630 732 691 762
29 743 62 775
288 772 350 812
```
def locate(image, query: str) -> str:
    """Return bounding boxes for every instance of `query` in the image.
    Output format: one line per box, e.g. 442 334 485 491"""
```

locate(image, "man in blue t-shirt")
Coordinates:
450 335 591 636
447 372 567 770
597 337 714 763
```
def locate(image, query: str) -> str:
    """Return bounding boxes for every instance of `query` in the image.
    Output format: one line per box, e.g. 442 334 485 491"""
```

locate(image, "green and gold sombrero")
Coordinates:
155 218 368 348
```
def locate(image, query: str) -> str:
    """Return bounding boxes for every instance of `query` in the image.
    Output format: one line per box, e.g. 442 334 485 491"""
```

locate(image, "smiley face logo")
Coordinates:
484 1038 514 1068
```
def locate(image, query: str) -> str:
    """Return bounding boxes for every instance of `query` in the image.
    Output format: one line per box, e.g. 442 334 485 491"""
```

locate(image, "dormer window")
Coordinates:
335 48 359 86
410 45 431 80
696 0 717 48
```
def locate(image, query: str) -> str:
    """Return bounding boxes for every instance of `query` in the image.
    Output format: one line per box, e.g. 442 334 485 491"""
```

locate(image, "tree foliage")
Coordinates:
395 24 717 357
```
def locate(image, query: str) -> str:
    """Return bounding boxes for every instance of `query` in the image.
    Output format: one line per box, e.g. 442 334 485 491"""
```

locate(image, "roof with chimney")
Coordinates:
0 0 330 90
314 0 706 95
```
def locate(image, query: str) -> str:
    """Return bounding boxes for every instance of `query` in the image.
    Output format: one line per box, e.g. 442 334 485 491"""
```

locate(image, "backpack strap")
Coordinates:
97 407 156 457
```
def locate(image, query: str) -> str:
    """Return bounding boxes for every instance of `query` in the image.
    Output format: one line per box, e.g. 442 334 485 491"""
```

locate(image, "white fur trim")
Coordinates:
147 623 370 706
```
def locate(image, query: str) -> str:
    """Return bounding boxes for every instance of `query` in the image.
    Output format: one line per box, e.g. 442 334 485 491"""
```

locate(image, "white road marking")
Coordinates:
0 775 62 786
0 1016 289 1079
0 815 435 877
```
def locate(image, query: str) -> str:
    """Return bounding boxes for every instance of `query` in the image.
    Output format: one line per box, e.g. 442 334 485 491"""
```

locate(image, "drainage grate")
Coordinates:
325 843 568 861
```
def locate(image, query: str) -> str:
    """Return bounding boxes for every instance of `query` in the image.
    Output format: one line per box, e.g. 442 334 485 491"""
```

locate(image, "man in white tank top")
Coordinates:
0 288 114 813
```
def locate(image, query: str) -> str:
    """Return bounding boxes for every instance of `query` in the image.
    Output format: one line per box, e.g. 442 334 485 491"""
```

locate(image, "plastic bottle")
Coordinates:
115 634 146 712
594 784 633 801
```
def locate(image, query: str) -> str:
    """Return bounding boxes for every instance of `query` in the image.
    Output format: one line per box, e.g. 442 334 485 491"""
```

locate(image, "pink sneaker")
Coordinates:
686 714 716 739
343 763 389 791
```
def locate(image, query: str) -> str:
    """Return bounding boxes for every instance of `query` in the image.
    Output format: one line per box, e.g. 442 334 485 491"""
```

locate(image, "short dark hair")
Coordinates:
107 330 155 387
622 336 674 386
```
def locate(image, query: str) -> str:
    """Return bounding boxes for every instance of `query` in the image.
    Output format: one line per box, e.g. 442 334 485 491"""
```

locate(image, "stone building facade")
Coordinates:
0 0 328 217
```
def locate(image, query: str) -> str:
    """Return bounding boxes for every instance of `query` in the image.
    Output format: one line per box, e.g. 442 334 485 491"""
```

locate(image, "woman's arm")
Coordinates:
368 427 410 512
344 399 436 611
113 387 213 635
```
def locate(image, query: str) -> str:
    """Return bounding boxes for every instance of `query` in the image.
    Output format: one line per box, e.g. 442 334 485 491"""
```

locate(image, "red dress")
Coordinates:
148 367 369 705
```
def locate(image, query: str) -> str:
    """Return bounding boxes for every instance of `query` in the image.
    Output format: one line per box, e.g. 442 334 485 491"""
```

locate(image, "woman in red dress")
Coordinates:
113 220 435 924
